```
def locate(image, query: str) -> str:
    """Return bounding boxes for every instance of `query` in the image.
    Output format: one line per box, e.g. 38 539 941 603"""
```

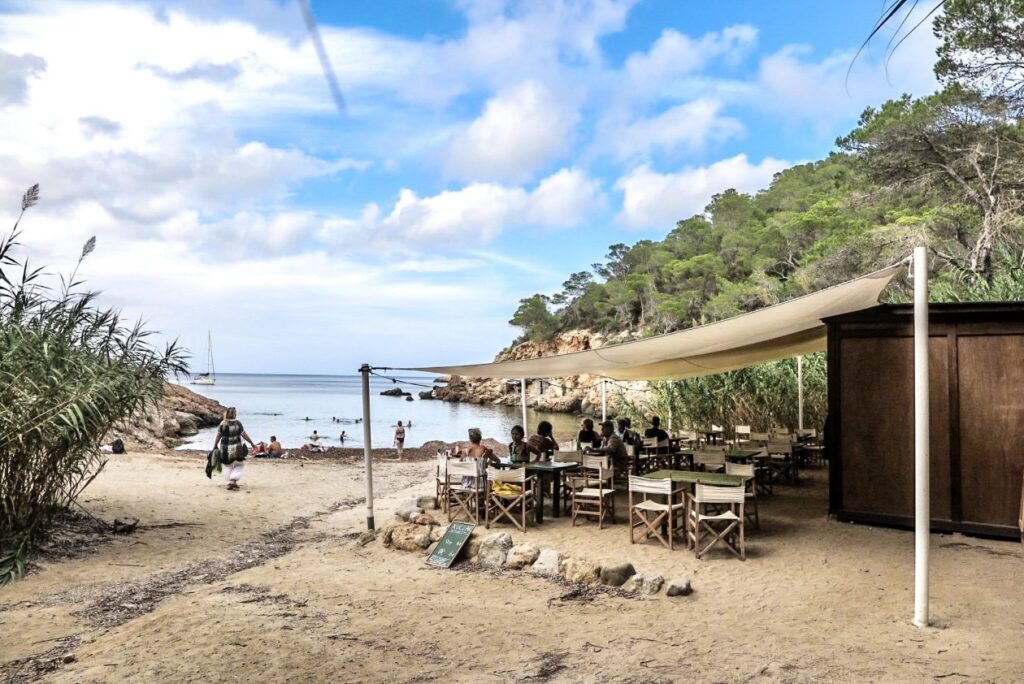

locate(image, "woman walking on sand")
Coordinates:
394 420 406 460
207 407 256 490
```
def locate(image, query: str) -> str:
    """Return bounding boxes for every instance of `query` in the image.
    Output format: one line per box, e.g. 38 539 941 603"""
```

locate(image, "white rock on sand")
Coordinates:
478 532 513 567
505 542 540 570
529 548 562 576
624 573 664 595
560 557 601 584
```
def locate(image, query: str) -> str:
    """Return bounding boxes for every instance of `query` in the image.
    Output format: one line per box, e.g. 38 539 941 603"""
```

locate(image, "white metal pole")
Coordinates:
360 364 375 531
913 246 930 628
797 355 804 431
520 378 528 429
600 378 607 422
668 401 673 432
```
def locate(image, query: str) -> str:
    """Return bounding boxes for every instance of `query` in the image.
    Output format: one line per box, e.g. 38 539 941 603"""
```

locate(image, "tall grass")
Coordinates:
0 185 187 585
620 354 828 434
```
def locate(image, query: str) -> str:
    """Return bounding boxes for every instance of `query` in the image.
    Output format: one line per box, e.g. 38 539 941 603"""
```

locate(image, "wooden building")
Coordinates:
825 303 1024 539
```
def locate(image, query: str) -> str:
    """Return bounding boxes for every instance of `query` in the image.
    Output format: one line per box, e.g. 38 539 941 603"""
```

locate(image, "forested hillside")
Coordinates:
503 0 1024 432
510 1 1024 346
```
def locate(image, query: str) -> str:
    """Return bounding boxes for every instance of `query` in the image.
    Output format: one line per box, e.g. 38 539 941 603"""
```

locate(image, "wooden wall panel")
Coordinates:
839 336 951 519
957 335 1024 527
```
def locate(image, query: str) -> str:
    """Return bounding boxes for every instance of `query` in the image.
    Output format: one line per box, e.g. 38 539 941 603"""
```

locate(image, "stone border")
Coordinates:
371 498 693 599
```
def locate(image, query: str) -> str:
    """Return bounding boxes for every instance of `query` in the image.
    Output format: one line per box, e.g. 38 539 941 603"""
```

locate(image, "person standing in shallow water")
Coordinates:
394 420 406 460
208 407 255 491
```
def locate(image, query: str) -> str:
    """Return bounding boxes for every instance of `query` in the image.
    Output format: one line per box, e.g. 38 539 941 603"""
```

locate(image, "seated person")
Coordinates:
527 420 559 459
252 441 269 457
453 428 500 490
268 435 283 458
509 425 542 464
644 416 670 442
616 417 641 447
576 418 601 449
303 430 325 453
587 420 629 474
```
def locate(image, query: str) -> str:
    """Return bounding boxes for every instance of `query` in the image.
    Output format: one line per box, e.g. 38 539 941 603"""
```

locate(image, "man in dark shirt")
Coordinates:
589 420 629 474
644 416 670 442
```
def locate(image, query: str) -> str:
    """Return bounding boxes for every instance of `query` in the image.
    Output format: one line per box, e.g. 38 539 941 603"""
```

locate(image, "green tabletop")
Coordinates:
678 449 761 459
644 469 749 486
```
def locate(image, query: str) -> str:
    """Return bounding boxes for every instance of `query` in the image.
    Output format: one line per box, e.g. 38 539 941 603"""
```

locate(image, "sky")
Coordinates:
0 0 940 375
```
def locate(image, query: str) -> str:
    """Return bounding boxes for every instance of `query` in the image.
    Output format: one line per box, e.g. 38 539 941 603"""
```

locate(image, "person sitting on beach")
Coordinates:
394 421 406 460
268 436 283 458
577 418 601 449
252 441 269 457
528 420 558 459
509 425 542 464
587 420 629 474
302 430 324 453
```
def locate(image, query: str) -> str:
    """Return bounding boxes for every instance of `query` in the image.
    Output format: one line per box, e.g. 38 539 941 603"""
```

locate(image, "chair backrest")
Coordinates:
725 462 754 477
642 437 658 448
626 444 638 457
448 460 483 478
678 430 697 441
656 439 670 449
748 431 770 443
486 466 526 484
766 441 792 455
695 450 726 465
628 475 672 495
560 440 576 452
694 483 745 504
735 425 751 439
582 454 610 471
711 424 723 433
560 450 584 463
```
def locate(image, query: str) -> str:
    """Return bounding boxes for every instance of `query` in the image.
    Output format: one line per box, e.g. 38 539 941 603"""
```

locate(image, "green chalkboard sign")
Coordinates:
425 521 475 568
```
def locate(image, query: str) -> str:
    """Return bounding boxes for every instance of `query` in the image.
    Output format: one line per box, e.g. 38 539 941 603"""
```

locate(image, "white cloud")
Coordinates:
755 12 938 125
322 168 602 247
622 25 757 100
0 48 46 107
445 81 579 182
615 154 790 229
596 98 743 161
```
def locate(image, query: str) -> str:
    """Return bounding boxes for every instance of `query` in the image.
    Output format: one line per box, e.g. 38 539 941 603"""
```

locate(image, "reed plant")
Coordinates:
0 186 187 585
620 354 828 435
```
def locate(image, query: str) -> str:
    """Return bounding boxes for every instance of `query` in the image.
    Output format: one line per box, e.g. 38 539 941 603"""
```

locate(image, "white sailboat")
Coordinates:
192 331 216 386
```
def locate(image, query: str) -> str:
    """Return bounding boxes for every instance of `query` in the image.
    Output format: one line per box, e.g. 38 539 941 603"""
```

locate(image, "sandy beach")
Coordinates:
1 450 1022 683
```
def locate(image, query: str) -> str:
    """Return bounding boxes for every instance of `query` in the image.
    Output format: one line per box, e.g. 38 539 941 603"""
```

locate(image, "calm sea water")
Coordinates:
176 373 584 451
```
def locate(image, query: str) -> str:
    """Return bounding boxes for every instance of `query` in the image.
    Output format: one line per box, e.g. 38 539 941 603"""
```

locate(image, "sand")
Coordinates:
1 451 1022 683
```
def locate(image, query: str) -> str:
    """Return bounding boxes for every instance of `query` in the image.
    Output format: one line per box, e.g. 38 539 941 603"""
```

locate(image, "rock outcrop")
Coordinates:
106 382 226 450
419 329 648 415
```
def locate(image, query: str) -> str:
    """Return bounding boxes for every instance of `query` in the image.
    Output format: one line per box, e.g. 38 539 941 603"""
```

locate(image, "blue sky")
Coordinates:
0 0 939 374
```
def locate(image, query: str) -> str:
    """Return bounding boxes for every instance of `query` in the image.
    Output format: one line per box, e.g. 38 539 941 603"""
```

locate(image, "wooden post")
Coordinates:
360 364 375 531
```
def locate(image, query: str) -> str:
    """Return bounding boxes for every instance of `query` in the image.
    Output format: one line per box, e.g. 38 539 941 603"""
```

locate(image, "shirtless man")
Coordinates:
268 435 283 458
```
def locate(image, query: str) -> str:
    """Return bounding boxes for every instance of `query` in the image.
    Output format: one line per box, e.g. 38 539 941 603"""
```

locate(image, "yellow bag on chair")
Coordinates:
492 482 522 497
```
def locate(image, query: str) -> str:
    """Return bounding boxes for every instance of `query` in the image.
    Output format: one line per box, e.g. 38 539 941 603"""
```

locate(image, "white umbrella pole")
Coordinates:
913 246 930 628
360 364 375 531
520 378 528 429
601 378 607 422
797 355 804 431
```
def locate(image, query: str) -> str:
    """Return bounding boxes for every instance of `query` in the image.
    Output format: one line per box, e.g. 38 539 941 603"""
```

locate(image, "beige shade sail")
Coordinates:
406 264 903 381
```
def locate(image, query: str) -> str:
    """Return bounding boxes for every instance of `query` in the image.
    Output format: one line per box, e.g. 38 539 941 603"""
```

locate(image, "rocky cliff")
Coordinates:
420 330 649 416
107 382 226 450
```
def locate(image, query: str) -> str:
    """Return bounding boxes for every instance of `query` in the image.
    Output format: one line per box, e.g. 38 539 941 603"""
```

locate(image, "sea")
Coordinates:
176 373 584 451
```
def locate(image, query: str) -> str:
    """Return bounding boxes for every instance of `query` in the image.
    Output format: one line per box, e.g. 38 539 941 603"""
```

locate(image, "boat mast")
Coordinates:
208 331 215 379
